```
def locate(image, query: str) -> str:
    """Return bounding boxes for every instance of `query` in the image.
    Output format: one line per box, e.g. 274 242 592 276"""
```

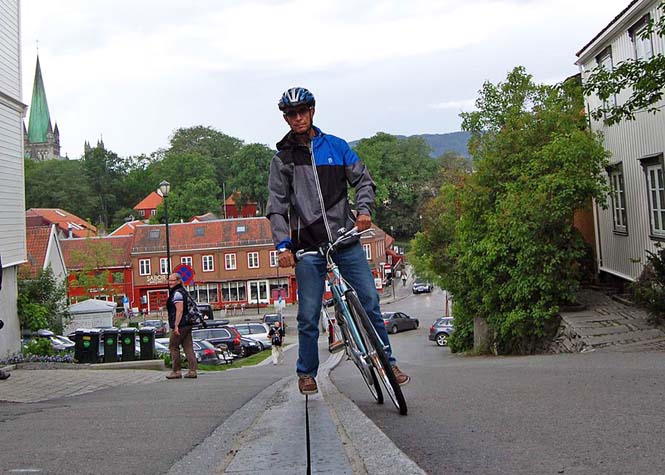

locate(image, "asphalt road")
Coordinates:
331 288 665 475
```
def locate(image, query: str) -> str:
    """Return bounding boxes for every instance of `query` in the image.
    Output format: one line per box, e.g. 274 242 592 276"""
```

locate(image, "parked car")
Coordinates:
22 329 75 353
429 317 454 346
382 312 419 334
412 281 434 294
192 339 224 365
191 326 261 357
262 313 286 332
200 319 230 328
231 322 272 350
139 319 168 337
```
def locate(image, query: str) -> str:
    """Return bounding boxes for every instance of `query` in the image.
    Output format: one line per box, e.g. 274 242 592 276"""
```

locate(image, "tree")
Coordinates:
81 143 125 230
153 178 221 223
226 143 273 214
17 267 70 334
354 133 438 239
583 2 665 125
412 67 609 354
68 238 123 299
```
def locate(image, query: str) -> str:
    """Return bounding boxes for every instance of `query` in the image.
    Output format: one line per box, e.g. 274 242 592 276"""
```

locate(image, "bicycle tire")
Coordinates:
346 291 408 415
336 308 383 404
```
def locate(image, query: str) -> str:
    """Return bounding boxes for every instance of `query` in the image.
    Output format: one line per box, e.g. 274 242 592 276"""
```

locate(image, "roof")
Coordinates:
109 220 145 236
134 191 163 210
26 208 97 238
132 217 273 253
224 192 257 206
61 235 133 270
20 225 52 278
27 56 52 143
190 212 219 222
69 298 117 315
576 0 641 57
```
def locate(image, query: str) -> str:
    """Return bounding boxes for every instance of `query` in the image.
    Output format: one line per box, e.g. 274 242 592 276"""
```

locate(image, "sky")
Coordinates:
20 0 631 159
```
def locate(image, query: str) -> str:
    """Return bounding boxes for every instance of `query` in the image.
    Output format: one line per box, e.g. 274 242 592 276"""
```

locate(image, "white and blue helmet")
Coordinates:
278 87 315 112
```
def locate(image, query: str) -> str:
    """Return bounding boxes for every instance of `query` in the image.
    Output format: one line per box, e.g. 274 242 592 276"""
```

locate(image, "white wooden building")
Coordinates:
576 0 665 281
0 0 27 357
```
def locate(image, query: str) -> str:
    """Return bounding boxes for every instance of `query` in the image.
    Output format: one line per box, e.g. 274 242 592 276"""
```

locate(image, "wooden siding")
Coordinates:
578 0 665 280
0 0 20 99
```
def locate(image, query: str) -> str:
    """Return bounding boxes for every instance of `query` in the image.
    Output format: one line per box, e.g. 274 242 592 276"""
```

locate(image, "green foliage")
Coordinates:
631 244 665 324
24 338 55 356
226 143 273 215
583 2 665 125
154 178 221 222
69 238 122 299
354 133 438 239
17 267 70 334
412 67 609 354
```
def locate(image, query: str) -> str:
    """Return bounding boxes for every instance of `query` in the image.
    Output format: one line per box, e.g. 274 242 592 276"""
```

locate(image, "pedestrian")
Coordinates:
165 273 197 379
266 87 410 395
268 321 285 365
401 272 407 287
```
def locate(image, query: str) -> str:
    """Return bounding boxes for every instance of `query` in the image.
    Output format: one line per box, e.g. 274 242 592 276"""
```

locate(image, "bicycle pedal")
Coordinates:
328 340 345 353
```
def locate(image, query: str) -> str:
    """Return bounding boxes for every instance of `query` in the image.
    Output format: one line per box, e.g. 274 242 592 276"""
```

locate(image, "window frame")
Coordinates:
202 254 215 272
595 47 617 110
139 259 151 276
225 253 237 270
269 250 278 267
608 164 628 234
181 256 193 267
629 14 654 60
639 154 665 240
159 257 170 275
363 243 372 260
247 251 259 269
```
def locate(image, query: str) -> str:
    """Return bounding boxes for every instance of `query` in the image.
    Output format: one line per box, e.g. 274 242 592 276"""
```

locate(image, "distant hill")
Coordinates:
350 131 471 158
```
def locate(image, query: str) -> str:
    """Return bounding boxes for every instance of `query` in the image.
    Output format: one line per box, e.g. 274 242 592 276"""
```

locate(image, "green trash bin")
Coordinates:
102 328 119 363
139 327 155 360
120 328 136 361
74 328 101 364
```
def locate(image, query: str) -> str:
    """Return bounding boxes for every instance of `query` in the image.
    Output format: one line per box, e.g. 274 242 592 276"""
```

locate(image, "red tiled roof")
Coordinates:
26 208 97 238
224 192 256 206
109 220 145 236
134 191 163 210
132 217 273 253
20 225 52 278
61 235 134 270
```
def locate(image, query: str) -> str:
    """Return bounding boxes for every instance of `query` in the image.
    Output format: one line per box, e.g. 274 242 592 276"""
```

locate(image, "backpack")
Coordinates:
181 289 206 328
271 330 282 346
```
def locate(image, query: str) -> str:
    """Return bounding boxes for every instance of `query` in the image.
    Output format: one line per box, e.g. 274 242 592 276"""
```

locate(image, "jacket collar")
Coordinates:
276 126 323 151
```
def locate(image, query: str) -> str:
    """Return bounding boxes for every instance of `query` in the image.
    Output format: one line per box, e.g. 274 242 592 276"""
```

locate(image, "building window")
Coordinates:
222 281 247 302
646 164 665 237
139 259 151 276
159 258 170 274
270 278 290 299
609 167 628 233
225 253 237 270
181 256 193 267
202 255 214 272
270 250 278 267
248 252 259 269
139 210 145 217
630 15 653 60
363 243 372 260
112 272 124 283
596 48 616 109
150 209 156 216
187 283 218 304
149 229 160 240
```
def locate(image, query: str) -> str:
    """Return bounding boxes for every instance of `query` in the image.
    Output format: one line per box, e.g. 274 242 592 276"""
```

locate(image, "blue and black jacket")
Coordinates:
266 126 376 252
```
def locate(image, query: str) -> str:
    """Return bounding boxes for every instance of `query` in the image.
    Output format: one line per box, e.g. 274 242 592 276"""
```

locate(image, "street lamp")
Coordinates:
159 180 171 274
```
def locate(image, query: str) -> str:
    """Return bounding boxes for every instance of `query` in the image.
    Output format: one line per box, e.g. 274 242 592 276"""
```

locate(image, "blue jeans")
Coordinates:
294 241 396 377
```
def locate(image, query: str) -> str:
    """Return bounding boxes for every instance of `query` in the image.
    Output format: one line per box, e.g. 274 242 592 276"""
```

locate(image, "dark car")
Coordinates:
191 326 261 357
412 281 434 294
197 303 215 320
199 319 230 328
382 311 419 334
192 339 224 365
429 317 454 346
139 319 168 337
262 313 283 326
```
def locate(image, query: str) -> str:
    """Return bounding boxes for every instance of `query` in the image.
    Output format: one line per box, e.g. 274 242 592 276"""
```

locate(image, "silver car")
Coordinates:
231 322 272 350
428 317 454 346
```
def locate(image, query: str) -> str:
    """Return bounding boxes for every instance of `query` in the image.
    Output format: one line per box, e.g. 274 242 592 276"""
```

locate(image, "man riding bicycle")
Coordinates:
266 87 410 395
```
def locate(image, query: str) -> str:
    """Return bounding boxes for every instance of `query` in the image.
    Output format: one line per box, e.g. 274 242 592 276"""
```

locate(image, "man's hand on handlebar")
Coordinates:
356 214 372 232
278 249 295 268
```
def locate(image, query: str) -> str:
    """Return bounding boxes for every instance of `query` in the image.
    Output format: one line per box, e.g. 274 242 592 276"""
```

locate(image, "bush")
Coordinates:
24 338 55 356
631 245 665 324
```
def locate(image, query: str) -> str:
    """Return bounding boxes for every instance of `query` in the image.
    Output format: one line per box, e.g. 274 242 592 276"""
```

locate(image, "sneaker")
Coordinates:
328 340 345 354
184 371 197 379
166 372 182 380
392 365 410 386
298 375 318 395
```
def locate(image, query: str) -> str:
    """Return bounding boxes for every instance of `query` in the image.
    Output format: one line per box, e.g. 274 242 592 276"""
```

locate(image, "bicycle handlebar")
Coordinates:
295 226 373 261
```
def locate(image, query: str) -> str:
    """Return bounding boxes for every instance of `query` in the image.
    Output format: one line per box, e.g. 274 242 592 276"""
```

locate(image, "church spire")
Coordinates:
27 55 52 143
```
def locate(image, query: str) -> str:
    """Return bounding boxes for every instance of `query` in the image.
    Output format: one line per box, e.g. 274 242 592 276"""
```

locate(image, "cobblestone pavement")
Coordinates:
559 289 665 352
0 369 164 403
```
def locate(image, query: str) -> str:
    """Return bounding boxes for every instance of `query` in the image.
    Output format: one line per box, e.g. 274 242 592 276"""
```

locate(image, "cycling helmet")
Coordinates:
278 87 315 112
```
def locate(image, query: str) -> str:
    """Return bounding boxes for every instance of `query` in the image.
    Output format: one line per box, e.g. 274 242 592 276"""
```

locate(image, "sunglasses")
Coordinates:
284 107 312 119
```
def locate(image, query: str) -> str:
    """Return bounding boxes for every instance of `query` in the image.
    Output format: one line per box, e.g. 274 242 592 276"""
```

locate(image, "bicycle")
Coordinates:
296 227 408 415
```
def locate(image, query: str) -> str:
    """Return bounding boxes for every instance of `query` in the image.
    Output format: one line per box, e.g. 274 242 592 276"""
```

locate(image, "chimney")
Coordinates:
68 224 73 239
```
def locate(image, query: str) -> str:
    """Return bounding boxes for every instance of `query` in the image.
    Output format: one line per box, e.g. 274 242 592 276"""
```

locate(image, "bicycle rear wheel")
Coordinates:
346 291 407 415
336 309 383 404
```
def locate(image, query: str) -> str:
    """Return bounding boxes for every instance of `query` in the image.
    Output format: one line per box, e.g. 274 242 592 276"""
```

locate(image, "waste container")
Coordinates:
138 327 155 360
120 328 136 361
74 328 101 364
102 328 119 363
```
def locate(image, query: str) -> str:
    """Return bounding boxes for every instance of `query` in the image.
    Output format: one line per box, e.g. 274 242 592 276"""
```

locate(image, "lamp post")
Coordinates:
159 180 171 275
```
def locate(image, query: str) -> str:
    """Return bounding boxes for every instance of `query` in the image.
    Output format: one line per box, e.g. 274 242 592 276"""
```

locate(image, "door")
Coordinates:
248 280 270 304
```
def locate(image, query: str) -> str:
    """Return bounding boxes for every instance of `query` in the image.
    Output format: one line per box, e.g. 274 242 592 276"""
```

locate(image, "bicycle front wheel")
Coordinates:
346 291 407 415
337 309 383 404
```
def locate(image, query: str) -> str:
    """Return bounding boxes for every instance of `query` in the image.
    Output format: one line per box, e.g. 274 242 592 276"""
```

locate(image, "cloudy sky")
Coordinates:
20 0 629 159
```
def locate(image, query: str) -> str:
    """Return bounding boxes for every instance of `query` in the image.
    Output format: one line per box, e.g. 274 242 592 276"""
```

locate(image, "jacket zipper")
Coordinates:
309 141 333 242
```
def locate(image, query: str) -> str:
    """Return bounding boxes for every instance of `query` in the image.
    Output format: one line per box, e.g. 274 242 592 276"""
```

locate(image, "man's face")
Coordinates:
283 106 314 135
168 276 178 288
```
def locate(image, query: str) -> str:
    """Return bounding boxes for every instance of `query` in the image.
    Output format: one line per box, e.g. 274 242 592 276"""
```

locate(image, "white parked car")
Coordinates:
230 322 272 350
